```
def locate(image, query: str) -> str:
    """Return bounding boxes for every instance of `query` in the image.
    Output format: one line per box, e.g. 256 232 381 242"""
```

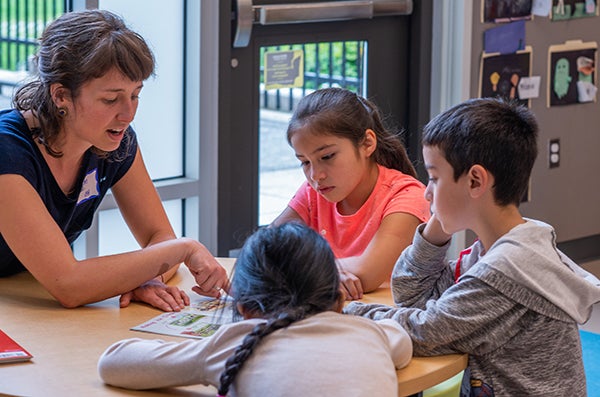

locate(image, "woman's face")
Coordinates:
59 68 143 153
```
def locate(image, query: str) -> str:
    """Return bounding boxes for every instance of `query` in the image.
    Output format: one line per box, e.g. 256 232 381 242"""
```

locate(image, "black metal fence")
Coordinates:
260 41 367 112
0 0 65 72
1 6 365 111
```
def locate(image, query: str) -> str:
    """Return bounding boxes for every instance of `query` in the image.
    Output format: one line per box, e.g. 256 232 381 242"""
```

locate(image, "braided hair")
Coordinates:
217 222 341 396
286 87 417 178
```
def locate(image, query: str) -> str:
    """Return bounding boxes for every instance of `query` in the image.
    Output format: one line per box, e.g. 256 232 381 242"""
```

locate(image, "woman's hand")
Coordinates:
183 239 230 298
119 278 190 311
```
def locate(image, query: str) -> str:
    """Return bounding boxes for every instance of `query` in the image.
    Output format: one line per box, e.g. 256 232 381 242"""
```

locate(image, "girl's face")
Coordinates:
290 128 377 212
57 67 143 153
423 145 471 234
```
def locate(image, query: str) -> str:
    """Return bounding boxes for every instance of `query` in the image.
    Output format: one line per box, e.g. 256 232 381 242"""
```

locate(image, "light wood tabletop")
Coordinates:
0 258 467 397
353 282 468 396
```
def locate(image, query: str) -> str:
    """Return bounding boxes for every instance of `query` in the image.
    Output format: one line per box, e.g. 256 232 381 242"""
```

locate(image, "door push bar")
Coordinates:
233 0 413 48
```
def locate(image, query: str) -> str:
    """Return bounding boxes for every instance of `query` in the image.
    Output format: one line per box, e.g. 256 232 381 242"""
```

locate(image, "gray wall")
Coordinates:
468 3 600 257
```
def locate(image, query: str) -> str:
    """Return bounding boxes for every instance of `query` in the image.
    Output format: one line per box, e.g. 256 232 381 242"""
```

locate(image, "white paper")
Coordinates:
131 296 236 339
518 76 541 99
532 0 552 16
577 81 597 102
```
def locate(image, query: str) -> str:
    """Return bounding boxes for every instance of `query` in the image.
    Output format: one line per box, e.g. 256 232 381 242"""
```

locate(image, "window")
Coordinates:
73 0 205 258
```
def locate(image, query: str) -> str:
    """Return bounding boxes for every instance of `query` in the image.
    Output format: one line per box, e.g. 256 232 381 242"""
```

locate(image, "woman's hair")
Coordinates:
286 87 417 178
217 222 341 396
13 9 155 157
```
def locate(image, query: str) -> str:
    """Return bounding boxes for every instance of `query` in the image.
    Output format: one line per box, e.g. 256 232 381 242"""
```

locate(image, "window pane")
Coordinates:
99 0 184 180
98 200 183 256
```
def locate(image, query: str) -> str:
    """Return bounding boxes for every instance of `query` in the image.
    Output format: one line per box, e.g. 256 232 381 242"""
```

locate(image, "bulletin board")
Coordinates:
469 1 600 247
550 0 598 20
481 0 533 23
479 46 532 107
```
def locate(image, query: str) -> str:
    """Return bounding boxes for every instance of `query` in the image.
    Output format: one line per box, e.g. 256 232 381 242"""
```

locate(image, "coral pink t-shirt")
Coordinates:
288 164 430 258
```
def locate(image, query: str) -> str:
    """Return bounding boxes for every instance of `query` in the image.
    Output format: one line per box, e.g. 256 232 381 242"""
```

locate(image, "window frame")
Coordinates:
73 1 222 257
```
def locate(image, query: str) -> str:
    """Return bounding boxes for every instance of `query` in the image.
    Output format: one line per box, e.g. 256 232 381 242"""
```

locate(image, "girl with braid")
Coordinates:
272 88 430 300
98 222 413 396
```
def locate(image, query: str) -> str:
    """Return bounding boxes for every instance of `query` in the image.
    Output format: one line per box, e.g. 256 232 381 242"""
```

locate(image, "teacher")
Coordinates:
0 10 227 310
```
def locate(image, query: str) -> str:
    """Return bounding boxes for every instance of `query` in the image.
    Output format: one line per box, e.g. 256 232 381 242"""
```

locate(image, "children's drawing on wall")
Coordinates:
548 40 597 106
480 47 532 107
482 0 533 23
551 0 598 20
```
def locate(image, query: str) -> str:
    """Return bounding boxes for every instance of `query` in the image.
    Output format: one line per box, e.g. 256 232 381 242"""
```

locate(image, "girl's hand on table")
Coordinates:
339 268 364 300
119 279 190 311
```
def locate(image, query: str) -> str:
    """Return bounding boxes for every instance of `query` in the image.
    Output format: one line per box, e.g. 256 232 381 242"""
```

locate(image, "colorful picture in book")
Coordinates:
548 42 597 106
551 0 598 20
480 48 532 107
482 0 533 23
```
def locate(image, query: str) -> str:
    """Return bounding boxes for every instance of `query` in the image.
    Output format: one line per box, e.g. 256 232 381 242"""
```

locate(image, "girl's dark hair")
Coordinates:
217 222 341 396
13 9 155 158
286 87 417 178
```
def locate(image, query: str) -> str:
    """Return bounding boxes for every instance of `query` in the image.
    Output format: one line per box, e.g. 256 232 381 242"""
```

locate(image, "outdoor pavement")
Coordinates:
258 108 305 225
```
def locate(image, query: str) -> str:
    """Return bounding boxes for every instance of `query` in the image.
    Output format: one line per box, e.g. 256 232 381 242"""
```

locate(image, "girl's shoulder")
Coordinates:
307 311 405 334
378 164 426 190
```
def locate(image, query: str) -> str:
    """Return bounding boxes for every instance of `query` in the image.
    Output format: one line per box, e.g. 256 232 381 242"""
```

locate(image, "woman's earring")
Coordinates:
58 107 67 117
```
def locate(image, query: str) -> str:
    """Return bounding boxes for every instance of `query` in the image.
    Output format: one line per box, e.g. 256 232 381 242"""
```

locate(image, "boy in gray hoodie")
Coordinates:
345 97 600 396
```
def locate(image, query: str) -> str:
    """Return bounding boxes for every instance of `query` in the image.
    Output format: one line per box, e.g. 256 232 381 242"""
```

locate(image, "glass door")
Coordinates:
214 0 433 255
258 40 368 225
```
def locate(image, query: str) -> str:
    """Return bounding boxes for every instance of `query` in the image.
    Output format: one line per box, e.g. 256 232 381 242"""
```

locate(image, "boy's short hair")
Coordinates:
422 97 538 206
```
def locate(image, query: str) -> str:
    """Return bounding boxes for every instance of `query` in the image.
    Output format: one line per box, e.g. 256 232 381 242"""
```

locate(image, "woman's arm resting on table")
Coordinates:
111 148 187 309
0 172 226 309
110 149 229 306
338 212 421 298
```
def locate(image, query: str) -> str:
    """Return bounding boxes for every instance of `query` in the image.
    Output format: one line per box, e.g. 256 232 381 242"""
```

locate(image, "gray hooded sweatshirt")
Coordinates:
345 219 600 396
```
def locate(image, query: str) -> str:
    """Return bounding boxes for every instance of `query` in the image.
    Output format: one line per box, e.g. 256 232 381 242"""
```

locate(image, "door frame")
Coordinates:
212 0 433 256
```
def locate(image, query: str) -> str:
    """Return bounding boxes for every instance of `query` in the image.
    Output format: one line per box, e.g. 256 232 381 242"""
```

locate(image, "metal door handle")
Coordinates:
233 0 413 48
258 1 373 25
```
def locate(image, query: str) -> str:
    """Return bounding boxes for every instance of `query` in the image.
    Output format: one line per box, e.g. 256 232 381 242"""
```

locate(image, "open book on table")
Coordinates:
131 295 236 339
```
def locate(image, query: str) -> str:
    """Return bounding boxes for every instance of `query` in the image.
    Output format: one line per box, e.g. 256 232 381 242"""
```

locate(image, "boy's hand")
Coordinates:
422 213 452 246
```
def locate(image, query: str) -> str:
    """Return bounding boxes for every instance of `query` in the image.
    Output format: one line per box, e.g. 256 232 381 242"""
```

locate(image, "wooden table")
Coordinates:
358 284 467 396
0 258 467 397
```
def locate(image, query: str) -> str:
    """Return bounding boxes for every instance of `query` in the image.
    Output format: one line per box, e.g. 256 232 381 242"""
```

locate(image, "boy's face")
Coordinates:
423 145 471 234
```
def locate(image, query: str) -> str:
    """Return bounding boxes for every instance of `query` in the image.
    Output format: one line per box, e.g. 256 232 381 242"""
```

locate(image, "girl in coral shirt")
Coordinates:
272 88 430 300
